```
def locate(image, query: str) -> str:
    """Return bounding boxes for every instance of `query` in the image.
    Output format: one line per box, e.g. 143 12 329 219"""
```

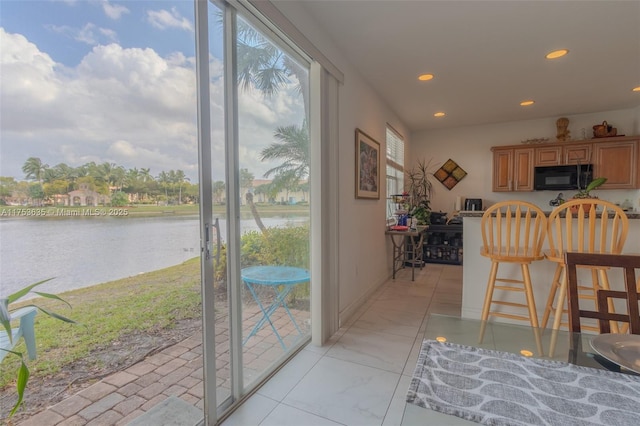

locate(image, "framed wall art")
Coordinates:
435 159 467 190
355 128 380 199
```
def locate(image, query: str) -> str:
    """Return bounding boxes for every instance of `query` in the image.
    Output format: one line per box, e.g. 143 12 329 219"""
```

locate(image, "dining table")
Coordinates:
403 314 640 426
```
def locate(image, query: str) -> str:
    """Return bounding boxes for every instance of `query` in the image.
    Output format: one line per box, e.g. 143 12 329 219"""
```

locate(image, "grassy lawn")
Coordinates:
1 257 202 388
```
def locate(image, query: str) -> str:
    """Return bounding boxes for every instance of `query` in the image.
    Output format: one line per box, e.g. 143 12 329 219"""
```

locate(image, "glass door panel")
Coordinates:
206 1 232 409
202 1 312 417
234 16 311 389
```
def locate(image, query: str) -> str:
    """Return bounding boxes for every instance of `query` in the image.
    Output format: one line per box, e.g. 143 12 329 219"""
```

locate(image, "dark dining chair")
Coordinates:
564 252 640 370
564 251 640 334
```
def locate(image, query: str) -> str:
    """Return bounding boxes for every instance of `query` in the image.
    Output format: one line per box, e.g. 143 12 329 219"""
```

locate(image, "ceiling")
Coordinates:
274 1 640 132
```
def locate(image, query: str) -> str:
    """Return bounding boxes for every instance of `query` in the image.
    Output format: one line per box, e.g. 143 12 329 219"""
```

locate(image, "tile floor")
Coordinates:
221 263 464 426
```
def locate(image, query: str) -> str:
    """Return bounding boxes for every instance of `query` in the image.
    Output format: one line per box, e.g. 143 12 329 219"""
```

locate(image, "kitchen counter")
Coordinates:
459 210 640 219
459 209 640 324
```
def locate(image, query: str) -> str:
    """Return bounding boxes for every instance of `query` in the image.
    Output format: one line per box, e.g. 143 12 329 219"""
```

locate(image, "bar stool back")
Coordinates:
479 201 547 355
541 199 628 335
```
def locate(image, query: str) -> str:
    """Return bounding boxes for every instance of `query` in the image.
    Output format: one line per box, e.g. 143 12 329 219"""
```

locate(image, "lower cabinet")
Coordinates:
423 224 463 265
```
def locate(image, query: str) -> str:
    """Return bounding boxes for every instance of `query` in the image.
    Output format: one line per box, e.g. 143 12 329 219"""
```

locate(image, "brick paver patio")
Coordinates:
13 304 310 425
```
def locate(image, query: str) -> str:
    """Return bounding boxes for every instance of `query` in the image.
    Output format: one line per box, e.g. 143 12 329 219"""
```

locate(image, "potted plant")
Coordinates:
404 159 435 225
568 176 607 214
572 176 607 199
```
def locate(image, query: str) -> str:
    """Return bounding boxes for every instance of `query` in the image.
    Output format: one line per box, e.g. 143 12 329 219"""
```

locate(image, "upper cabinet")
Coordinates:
565 144 592 165
493 136 639 192
492 147 534 191
534 144 592 166
594 140 638 189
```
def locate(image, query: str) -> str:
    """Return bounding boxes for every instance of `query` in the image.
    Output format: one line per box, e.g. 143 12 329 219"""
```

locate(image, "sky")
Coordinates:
0 0 306 183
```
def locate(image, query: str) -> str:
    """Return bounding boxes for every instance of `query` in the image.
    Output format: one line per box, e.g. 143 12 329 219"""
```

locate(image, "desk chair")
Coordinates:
564 252 640 369
541 199 629 335
479 201 547 355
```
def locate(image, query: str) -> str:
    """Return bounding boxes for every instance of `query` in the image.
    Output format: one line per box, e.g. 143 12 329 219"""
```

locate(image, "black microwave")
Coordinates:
534 164 593 191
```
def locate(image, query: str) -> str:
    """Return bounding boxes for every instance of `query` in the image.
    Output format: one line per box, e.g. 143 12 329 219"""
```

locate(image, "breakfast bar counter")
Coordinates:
458 209 640 322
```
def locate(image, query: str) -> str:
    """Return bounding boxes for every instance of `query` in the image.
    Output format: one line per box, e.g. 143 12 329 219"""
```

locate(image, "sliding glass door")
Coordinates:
197 0 312 420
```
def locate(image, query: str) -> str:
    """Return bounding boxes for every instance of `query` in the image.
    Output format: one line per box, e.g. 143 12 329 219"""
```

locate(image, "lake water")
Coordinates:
0 214 307 298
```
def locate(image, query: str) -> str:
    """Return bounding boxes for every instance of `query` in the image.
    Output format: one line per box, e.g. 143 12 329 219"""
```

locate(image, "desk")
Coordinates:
241 265 309 349
402 315 640 426
386 226 427 281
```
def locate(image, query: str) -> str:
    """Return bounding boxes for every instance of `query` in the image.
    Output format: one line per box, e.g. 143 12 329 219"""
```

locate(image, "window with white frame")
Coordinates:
386 125 404 218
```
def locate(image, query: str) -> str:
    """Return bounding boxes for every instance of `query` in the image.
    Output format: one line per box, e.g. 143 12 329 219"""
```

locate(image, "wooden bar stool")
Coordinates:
479 201 547 355
542 199 628 356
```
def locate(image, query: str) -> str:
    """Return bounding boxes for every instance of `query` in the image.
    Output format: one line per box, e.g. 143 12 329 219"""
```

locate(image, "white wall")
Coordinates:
273 2 411 324
411 109 640 215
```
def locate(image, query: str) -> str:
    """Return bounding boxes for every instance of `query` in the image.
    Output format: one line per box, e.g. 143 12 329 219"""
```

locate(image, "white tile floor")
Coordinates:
221 263 466 426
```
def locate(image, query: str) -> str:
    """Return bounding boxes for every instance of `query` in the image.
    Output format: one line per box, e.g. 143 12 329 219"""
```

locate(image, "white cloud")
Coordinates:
107 140 137 158
147 7 193 32
0 29 61 111
48 23 118 46
0 28 306 183
99 27 118 41
101 1 130 20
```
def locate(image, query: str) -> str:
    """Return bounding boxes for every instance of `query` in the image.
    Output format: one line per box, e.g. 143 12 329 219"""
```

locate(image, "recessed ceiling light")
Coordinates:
418 74 434 81
520 100 535 106
633 86 640 92
546 49 569 59
434 112 445 117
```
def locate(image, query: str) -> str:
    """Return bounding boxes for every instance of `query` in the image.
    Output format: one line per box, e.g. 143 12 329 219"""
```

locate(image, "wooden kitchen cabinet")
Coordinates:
535 146 561 166
564 144 592 164
534 144 591 166
493 136 639 191
594 140 638 189
492 147 534 191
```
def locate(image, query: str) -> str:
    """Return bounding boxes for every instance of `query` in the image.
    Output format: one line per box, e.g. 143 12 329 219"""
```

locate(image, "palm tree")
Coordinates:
140 168 153 183
52 163 78 192
237 20 288 98
139 168 154 202
157 171 171 203
212 180 225 204
254 182 277 203
125 168 142 202
111 165 126 192
174 170 189 205
261 121 309 181
239 168 266 231
22 157 49 185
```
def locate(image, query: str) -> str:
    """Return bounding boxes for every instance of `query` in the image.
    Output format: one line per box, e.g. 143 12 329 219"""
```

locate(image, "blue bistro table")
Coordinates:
241 265 310 349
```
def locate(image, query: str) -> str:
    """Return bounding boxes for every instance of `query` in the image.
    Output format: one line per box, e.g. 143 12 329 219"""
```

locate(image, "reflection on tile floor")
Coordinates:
222 263 463 426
